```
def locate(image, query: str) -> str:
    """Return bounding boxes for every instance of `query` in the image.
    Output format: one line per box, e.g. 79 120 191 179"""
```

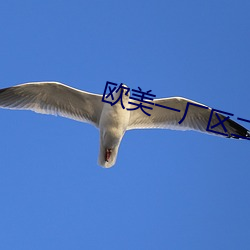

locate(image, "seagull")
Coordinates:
0 82 249 168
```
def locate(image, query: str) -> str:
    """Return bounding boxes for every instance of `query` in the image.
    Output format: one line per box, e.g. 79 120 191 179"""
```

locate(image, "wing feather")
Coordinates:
128 97 249 139
0 82 103 127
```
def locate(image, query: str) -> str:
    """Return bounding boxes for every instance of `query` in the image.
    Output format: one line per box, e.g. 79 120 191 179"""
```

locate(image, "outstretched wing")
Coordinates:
0 82 103 127
128 97 250 139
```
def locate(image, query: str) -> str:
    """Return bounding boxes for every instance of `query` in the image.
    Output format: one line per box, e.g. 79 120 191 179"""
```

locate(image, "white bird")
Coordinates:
0 82 249 168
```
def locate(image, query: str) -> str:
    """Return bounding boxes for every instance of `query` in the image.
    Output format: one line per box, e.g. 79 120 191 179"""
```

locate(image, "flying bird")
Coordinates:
0 82 249 168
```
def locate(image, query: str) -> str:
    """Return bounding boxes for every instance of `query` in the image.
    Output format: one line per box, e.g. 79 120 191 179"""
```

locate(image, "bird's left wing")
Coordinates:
0 82 104 127
127 97 250 139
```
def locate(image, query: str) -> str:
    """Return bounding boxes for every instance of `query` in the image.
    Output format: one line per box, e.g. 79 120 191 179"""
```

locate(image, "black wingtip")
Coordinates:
0 88 9 94
226 118 250 140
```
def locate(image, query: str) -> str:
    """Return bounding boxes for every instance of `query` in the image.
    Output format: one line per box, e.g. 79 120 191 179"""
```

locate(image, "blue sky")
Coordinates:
0 1 249 249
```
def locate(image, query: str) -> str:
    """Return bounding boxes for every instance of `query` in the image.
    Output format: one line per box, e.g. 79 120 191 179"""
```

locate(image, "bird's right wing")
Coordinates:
0 82 104 127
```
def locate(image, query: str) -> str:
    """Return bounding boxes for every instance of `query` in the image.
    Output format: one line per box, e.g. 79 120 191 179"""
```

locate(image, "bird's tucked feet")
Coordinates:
105 149 112 162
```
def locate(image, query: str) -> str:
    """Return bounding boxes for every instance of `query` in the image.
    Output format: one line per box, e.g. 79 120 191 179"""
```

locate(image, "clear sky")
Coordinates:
0 1 249 249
